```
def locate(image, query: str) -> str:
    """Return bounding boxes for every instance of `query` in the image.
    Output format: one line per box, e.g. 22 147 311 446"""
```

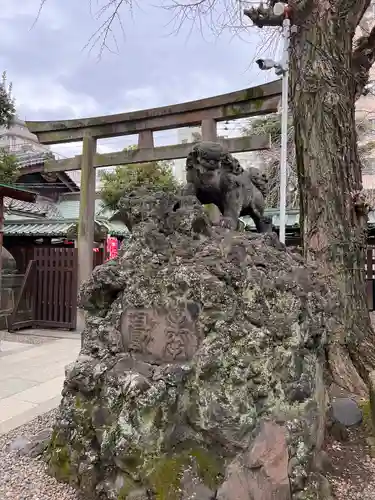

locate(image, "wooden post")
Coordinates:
138 130 154 149
77 134 96 332
201 120 221 222
366 247 374 310
201 119 217 142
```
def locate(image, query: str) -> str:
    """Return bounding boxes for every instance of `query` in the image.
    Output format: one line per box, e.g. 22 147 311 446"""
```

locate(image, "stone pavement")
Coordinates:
0 332 80 435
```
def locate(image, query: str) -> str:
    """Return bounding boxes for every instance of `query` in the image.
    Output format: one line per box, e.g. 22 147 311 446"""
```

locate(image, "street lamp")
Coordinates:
255 2 290 244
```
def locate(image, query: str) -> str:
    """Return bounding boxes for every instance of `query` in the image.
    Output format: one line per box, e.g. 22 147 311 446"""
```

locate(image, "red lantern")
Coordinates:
106 237 118 260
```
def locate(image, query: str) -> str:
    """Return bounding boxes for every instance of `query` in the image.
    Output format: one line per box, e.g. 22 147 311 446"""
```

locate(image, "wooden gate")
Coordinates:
33 247 78 329
8 261 36 331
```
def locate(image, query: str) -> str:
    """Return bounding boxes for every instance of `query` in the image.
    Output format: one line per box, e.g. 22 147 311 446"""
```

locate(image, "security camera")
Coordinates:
256 58 277 70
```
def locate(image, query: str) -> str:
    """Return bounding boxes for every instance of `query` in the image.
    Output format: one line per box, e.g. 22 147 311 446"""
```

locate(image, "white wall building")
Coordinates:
172 127 202 183
0 116 81 186
0 116 50 154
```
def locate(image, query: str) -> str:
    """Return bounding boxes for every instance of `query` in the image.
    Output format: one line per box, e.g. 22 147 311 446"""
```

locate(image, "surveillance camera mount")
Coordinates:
256 58 286 75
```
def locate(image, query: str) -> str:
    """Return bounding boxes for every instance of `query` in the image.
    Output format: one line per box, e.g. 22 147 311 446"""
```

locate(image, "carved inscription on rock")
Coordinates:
120 307 201 363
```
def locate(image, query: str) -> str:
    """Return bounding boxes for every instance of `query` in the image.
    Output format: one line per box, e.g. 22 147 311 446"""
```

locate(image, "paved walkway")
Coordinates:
0 334 80 435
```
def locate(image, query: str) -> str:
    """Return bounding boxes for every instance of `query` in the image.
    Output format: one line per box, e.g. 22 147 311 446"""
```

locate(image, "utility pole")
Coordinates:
279 14 290 244
244 2 291 243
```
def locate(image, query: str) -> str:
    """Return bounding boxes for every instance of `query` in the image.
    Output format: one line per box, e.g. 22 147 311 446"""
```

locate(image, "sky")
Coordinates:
0 0 280 161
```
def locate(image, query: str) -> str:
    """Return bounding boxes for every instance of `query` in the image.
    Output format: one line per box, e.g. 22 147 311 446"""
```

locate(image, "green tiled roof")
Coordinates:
57 199 106 219
245 209 375 229
3 195 127 238
100 220 129 237
4 219 129 237
242 209 300 229
5 222 73 237
5 197 62 219
5 214 30 221
5 203 375 238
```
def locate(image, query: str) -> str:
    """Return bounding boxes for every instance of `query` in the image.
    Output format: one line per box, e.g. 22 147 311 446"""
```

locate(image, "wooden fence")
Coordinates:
8 246 106 331
33 247 78 329
9 245 105 273
366 247 375 310
9 247 78 331
7 245 374 331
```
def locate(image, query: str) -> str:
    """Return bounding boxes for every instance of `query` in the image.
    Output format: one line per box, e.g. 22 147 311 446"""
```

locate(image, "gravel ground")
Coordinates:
1 322 375 500
0 410 84 500
0 331 57 345
1 411 375 500
325 427 375 499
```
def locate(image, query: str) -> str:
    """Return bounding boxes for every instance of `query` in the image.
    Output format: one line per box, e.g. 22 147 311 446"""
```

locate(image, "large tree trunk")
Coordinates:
290 2 375 395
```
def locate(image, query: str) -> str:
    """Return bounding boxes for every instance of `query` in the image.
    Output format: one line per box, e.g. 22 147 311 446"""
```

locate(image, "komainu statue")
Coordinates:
184 141 270 231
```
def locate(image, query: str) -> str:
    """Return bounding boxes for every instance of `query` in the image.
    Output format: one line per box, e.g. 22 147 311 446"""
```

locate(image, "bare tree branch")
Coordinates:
84 0 133 58
34 0 132 57
161 0 258 36
244 113 375 210
30 0 48 30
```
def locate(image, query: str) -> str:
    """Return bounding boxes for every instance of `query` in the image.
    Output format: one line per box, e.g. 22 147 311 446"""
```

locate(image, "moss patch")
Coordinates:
189 447 223 489
148 454 184 500
146 447 223 500
117 476 139 499
116 445 145 478
359 399 373 435
48 433 73 483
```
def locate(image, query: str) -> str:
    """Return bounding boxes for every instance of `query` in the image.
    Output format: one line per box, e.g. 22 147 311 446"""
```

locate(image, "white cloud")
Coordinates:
51 137 125 164
14 76 101 160
51 143 83 158
14 77 99 119
0 0 66 30
0 2 43 19
117 86 161 112
180 71 230 100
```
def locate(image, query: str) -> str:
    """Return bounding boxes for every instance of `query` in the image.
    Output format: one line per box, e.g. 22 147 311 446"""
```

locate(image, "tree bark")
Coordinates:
290 1 375 394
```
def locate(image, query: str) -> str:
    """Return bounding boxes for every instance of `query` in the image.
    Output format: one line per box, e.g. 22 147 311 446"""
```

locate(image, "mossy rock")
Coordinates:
145 447 223 500
49 191 339 498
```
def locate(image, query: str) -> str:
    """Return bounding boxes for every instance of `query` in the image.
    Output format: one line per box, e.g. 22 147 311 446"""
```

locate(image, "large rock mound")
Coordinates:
48 191 339 499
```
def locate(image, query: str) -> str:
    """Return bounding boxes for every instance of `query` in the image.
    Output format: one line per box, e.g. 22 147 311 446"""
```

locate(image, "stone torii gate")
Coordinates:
25 79 281 326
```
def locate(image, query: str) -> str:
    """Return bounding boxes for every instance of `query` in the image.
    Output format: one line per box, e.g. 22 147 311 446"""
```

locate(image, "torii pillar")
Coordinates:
77 134 97 333
201 119 222 224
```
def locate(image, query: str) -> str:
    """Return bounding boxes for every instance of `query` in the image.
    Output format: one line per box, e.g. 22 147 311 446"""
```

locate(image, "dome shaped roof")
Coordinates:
12 116 26 126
